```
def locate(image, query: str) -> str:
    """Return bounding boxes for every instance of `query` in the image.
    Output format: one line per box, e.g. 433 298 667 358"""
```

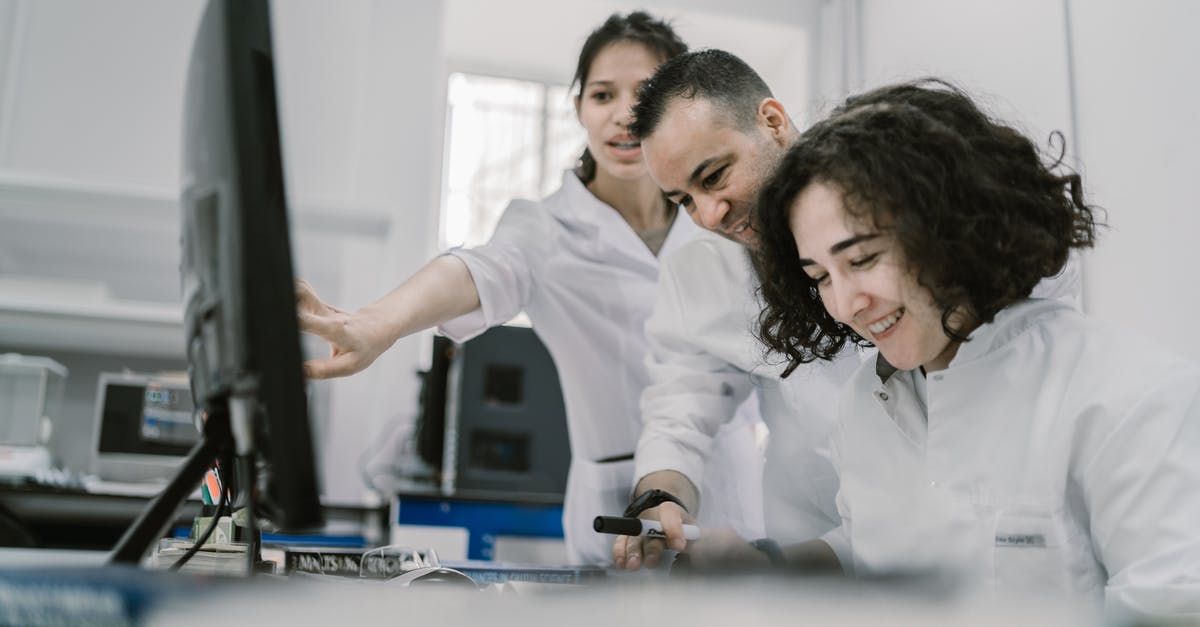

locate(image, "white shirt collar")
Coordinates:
874 298 1071 383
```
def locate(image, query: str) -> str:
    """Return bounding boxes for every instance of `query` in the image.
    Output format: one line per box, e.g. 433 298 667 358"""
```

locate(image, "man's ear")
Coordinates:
758 98 792 146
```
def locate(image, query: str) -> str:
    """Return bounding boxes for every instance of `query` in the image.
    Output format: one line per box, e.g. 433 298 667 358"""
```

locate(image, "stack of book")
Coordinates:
277 545 438 579
149 538 249 576
275 546 606 586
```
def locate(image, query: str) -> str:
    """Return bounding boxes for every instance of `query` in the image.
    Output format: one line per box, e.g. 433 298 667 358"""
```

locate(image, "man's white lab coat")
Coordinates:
636 233 862 542
442 172 761 564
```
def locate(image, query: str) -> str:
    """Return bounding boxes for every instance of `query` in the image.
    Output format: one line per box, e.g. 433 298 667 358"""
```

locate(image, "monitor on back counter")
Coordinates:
90 372 198 484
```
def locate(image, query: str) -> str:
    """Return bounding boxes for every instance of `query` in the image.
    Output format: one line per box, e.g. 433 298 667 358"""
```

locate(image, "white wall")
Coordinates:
854 0 1074 154
1069 1 1200 358
444 0 816 124
0 1 199 187
844 0 1200 360
259 0 448 505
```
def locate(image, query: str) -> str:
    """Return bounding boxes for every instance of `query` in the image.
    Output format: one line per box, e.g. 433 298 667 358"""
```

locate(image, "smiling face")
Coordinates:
640 97 792 249
790 181 967 372
575 41 663 182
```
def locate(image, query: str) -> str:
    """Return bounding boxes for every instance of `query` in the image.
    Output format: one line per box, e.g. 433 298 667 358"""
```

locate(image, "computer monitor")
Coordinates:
110 0 322 565
90 372 198 484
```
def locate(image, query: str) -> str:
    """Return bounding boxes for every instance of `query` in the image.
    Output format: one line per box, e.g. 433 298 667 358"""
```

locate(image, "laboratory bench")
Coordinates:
0 480 387 551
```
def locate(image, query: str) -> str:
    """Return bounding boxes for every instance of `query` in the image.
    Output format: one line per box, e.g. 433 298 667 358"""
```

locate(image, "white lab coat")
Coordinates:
636 234 1085 543
821 299 1200 617
441 171 761 564
636 233 861 542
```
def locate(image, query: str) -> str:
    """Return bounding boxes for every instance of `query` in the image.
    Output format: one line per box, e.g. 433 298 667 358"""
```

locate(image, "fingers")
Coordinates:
658 504 689 553
623 534 643 570
294 278 343 338
294 278 324 310
614 502 691 570
297 310 346 339
303 353 362 380
296 279 353 316
641 535 667 569
612 531 662 571
611 535 628 570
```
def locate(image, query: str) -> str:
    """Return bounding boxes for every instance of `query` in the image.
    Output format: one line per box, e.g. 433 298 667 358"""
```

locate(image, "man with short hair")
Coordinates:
613 49 860 571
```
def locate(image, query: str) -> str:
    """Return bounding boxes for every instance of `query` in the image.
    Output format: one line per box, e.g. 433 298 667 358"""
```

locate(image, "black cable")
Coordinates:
170 473 229 571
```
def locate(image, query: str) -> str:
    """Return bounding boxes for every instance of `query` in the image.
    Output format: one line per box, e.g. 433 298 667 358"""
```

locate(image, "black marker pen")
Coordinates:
593 516 701 540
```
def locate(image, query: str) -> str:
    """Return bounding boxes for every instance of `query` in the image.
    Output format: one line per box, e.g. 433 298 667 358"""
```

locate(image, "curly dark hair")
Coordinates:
630 49 772 140
753 79 1101 375
571 12 687 183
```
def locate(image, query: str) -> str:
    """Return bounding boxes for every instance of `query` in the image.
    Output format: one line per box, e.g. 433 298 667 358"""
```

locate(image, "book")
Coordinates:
441 560 606 585
150 537 249 576
277 547 606 586
280 546 438 579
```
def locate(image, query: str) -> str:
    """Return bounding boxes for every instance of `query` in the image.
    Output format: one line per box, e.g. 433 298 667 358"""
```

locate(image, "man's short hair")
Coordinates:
631 49 773 139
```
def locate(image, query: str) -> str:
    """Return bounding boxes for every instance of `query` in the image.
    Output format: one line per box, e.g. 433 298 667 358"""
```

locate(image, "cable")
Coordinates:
170 480 229 571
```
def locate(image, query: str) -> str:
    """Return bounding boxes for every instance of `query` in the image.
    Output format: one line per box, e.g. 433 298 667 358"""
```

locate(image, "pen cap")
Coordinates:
593 516 644 535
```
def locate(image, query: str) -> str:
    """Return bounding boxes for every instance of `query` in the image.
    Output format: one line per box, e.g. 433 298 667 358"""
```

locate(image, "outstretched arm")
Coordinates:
296 254 480 379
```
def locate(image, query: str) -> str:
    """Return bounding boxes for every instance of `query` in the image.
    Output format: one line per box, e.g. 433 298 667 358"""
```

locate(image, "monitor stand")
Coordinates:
108 402 251 567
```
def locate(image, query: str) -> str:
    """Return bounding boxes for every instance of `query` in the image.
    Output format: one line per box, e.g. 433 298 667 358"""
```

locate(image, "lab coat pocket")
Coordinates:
563 457 636 563
992 508 1071 596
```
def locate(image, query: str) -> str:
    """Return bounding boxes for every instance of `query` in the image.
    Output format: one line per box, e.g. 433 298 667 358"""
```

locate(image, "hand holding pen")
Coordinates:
605 500 695 570
594 516 702 540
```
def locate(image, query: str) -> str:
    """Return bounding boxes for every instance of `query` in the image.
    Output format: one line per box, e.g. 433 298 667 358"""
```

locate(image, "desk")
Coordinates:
0 482 388 551
0 482 200 549
0 558 1099 626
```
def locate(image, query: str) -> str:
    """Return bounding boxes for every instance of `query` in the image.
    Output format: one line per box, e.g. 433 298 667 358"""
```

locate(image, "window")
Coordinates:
438 72 586 250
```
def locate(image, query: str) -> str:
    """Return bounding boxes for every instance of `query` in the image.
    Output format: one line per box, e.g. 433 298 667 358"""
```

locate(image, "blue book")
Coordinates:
441 560 606 585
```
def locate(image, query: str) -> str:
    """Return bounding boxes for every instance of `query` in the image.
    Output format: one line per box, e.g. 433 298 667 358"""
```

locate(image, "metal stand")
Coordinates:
108 404 235 565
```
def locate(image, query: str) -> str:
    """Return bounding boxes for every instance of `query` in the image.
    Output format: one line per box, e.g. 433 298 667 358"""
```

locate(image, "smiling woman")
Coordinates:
745 79 1200 617
755 79 1095 371
784 181 962 372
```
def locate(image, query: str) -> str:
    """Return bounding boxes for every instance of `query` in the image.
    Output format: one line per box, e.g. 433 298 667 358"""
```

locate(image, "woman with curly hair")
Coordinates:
688 81 1200 617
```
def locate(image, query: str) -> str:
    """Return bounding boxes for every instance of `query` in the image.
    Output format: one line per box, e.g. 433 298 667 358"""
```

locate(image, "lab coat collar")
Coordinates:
547 170 634 229
875 354 900 383
550 169 600 223
872 298 1069 383
548 169 699 261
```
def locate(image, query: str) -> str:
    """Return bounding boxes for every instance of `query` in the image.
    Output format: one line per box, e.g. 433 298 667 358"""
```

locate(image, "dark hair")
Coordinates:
572 12 687 183
630 49 772 140
753 79 1101 375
